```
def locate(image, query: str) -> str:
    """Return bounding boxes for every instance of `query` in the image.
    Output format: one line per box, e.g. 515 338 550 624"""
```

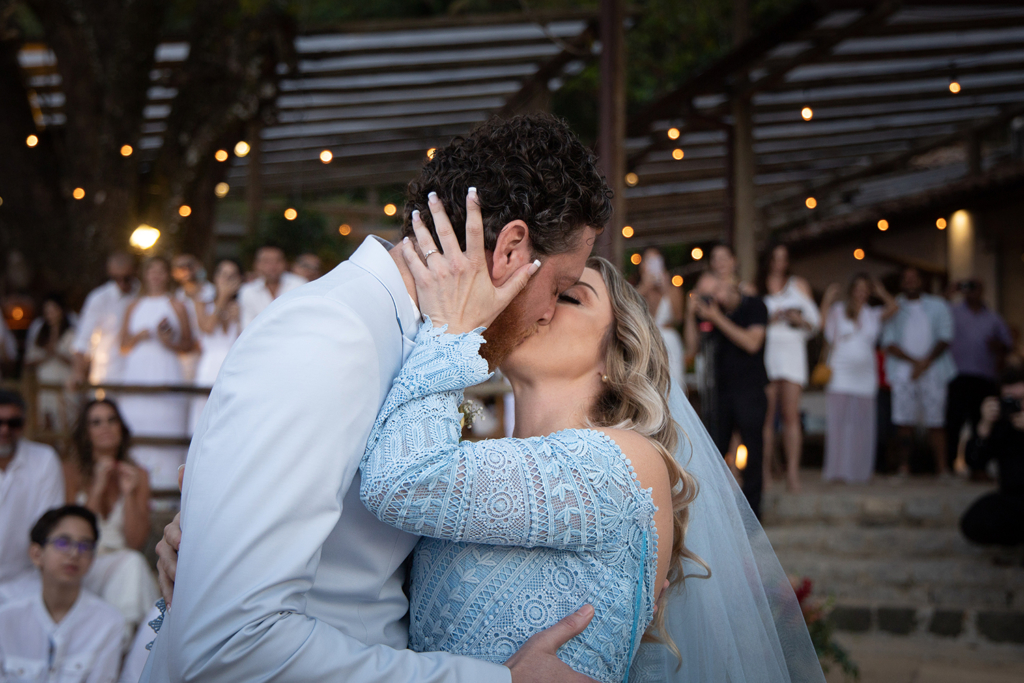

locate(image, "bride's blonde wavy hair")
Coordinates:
584 256 710 660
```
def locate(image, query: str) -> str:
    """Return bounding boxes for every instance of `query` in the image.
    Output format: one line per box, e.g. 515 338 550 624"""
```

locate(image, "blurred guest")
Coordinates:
171 254 212 383
0 506 124 682
0 315 15 376
819 275 898 483
189 259 243 433
882 267 956 477
757 244 820 492
946 279 1013 474
117 257 192 490
238 246 306 329
69 253 138 388
292 253 323 282
66 399 158 631
960 367 1024 546
637 248 685 389
24 294 77 432
0 390 64 584
686 272 769 516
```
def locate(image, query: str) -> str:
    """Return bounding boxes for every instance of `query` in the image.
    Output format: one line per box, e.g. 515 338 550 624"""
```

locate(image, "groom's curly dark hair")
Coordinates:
403 113 612 255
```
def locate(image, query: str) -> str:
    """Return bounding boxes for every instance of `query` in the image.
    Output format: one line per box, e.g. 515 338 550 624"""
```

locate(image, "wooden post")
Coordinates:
731 0 757 283
595 0 625 267
245 121 263 237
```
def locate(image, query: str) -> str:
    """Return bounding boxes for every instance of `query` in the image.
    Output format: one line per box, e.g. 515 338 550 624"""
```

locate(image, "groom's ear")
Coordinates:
487 220 532 286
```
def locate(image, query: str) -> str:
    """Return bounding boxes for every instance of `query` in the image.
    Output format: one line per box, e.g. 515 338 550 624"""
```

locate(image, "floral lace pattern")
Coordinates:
361 322 659 683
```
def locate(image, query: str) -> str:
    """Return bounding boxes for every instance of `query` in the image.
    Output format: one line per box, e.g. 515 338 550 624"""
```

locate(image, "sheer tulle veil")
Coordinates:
628 381 826 682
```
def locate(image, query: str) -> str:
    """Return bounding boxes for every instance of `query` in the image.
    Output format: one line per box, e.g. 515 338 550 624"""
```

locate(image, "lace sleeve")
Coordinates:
360 321 646 552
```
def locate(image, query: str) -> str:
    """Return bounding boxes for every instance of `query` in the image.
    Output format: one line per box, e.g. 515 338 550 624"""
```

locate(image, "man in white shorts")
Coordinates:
882 267 955 476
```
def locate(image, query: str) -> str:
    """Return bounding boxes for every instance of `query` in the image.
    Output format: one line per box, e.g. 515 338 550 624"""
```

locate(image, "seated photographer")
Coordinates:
960 367 1024 546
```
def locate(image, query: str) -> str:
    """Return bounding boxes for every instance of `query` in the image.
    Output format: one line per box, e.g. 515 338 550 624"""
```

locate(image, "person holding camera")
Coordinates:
685 259 769 516
959 367 1024 546
946 279 1013 475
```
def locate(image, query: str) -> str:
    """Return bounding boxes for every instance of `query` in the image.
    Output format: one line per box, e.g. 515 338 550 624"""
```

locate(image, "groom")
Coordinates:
141 114 612 683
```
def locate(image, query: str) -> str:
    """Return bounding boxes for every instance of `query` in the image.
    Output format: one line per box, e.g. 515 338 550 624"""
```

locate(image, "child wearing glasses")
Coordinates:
0 506 124 683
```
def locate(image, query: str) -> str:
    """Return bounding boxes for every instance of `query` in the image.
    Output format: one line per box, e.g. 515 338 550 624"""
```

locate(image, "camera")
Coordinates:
1000 396 1022 418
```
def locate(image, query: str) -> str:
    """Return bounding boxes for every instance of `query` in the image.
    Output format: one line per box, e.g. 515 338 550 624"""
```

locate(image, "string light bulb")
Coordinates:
949 79 961 94
234 141 250 157
672 148 684 160
667 127 680 140
630 253 642 265
73 187 85 200
129 224 160 250
854 248 865 260
214 182 229 198
120 145 133 157
178 205 192 217
805 197 817 209
625 172 639 187
691 247 704 260
936 217 947 230
284 208 297 221
621 225 634 238
338 224 352 236
215 149 229 162
426 148 436 159
671 275 684 287
801 107 813 121
877 219 889 231
383 203 397 217
736 444 748 470
319 150 333 164
26 134 39 147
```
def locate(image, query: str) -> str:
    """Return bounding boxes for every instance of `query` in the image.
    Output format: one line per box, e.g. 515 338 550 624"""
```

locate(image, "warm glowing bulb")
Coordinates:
426 148 436 159
854 248 865 260
129 224 161 250
284 208 298 221
214 182 230 198
338 224 352 236
622 225 634 238
625 172 639 187
801 107 813 121
11 307 24 321
671 275 684 288
936 217 947 230
234 141 250 157
383 203 397 217
877 219 889 231
949 81 961 94
26 134 39 147
805 197 817 209
73 187 85 200
736 444 748 470
319 150 333 163
672 148 684 160
667 127 680 140
630 253 642 265
215 149 229 162
178 205 192 217
120 145 133 157
691 247 704 260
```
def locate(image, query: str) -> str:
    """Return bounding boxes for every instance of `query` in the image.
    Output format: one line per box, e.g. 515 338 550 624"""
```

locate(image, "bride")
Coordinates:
359 194 824 682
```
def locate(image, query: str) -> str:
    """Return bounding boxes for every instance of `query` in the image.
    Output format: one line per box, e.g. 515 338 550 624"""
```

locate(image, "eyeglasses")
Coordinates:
0 417 24 430
47 536 96 555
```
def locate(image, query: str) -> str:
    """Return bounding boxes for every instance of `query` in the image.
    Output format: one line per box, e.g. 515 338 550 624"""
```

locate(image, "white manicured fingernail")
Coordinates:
403 236 409 243
178 464 185 473
428 191 438 203
529 259 541 274
468 186 477 195
412 209 420 220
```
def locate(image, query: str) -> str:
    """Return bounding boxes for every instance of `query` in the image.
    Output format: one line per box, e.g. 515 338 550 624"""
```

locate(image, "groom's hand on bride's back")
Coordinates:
504 604 598 683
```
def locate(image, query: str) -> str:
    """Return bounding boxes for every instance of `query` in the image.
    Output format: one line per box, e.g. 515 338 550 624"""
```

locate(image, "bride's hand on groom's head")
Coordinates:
400 188 540 335
504 604 598 683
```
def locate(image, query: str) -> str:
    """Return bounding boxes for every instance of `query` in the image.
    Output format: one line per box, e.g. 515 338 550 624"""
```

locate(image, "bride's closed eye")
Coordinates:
558 293 582 306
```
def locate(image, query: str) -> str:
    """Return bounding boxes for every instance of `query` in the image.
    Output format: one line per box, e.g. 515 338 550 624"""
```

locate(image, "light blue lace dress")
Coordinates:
360 322 660 683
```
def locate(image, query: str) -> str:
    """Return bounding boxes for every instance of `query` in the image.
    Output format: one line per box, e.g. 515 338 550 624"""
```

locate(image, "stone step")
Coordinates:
765 525 985 559
774 551 1024 610
761 480 989 527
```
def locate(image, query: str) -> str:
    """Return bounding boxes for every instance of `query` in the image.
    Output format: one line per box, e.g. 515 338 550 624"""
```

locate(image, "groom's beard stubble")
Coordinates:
480 293 537 371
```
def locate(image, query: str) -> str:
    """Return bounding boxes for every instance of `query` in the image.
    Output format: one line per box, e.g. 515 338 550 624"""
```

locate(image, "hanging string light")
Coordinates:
672 148 684 160
805 197 817 209
73 188 86 200
877 219 889 231
625 172 639 187
383 203 397 216
621 225 634 238
338 224 352 236
427 148 436 159
671 275 684 287
949 78 961 94
120 145 133 157
215 149 229 162
234 141 250 157
179 205 192 217
801 107 813 121
630 253 642 265
936 217 947 230
130 225 160 250
320 150 333 164
26 134 39 147
214 182 230 198
667 127 680 140
284 208 297 220
853 248 865 260
691 247 704 260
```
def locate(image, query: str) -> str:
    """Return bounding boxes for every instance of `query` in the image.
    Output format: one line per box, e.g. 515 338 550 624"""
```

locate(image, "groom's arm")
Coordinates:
145 296 517 683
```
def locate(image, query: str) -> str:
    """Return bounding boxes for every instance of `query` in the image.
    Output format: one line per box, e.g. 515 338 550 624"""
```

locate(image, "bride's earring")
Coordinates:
601 374 609 383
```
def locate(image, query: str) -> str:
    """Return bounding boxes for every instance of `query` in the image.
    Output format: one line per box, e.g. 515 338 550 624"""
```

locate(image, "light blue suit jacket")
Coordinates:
141 237 509 682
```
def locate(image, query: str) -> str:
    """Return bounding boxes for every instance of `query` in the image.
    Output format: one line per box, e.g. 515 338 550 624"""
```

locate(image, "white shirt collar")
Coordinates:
349 236 421 341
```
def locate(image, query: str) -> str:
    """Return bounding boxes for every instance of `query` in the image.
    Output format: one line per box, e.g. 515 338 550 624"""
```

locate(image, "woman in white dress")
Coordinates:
188 259 242 433
757 244 820 492
820 274 898 483
24 294 77 431
65 398 159 635
637 248 686 390
118 257 193 490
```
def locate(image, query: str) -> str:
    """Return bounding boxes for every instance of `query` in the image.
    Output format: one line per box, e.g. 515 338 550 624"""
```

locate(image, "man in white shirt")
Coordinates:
238 246 307 328
142 114 610 683
171 254 213 382
69 253 138 387
0 391 65 586
0 505 124 683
